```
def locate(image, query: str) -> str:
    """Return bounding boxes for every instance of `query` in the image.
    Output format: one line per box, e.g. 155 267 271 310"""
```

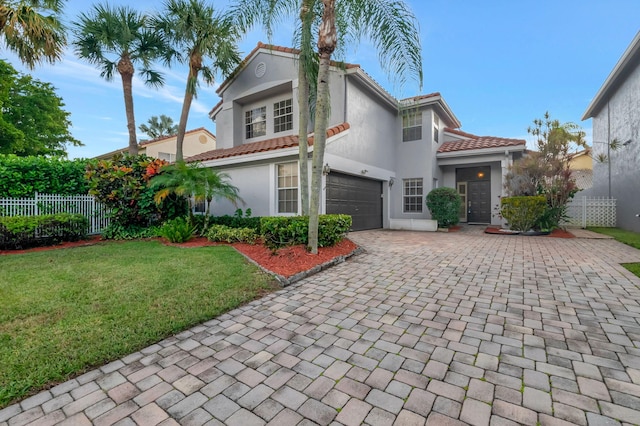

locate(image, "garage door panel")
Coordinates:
326 173 382 231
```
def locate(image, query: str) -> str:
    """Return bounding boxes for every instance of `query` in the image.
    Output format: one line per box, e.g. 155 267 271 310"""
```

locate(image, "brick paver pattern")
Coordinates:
2 228 640 425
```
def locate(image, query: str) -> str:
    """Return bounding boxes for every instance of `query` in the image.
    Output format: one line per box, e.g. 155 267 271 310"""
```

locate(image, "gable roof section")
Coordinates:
582 31 640 120
400 92 462 129
186 123 350 163
139 127 215 147
438 132 525 153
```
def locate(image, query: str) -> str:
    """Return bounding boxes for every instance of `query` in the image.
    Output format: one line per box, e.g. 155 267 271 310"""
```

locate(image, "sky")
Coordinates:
3 0 640 159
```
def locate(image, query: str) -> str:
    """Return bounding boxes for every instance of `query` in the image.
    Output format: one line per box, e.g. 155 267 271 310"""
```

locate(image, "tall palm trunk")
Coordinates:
297 0 313 216
118 55 138 155
176 56 200 162
308 0 336 254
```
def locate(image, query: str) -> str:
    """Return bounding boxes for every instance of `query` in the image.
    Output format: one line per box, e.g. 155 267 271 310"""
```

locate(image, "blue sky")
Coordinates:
4 0 640 158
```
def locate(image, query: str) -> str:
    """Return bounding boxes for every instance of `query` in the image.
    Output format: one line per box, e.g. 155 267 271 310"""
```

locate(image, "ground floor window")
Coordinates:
277 162 298 214
403 178 423 213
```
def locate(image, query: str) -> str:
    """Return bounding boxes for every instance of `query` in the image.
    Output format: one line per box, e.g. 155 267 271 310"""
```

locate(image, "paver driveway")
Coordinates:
3 228 640 426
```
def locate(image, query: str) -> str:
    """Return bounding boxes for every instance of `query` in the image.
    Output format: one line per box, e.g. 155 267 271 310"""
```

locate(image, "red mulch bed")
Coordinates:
485 227 575 238
1 235 359 279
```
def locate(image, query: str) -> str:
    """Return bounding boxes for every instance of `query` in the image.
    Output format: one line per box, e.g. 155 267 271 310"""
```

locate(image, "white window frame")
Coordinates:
276 162 299 215
433 116 440 143
245 106 267 139
273 98 293 133
157 152 176 162
403 178 423 213
402 111 422 142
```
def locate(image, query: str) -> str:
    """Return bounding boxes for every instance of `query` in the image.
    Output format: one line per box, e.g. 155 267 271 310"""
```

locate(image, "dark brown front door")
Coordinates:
326 173 382 231
468 180 491 223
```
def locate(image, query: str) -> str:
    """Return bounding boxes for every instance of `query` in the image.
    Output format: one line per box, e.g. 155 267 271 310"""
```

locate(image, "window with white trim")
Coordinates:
434 116 440 143
403 178 423 213
274 99 293 133
157 152 176 162
277 162 298 214
402 111 422 142
245 106 266 139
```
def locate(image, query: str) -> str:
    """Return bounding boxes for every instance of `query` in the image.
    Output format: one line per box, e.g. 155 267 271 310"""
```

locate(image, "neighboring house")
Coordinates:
95 128 216 161
568 148 593 190
189 43 526 230
582 31 640 232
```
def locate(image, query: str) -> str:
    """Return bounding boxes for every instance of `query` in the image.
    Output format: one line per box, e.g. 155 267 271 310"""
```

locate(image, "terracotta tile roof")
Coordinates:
400 92 441 103
139 127 214 146
438 135 525 153
186 123 350 162
216 42 359 96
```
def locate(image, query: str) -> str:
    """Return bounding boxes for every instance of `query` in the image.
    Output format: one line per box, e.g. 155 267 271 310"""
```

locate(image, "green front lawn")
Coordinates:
588 227 640 278
0 240 276 408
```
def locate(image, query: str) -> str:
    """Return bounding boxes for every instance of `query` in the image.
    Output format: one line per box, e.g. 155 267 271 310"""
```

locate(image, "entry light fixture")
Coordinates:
389 177 395 187
477 171 485 178
322 163 331 175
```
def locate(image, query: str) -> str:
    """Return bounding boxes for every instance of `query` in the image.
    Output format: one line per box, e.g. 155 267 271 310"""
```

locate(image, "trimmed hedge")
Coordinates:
0 213 88 249
206 225 258 244
260 214 351 249
0 155 91 198
426 187 461 228
500 196 547 232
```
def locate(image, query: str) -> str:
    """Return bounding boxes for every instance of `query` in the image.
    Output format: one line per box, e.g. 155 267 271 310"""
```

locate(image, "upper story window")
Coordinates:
274 99 293 133
434 116 440 143
245 106 267 139
277 162 298 214
402 111 422 142
403 178 423 213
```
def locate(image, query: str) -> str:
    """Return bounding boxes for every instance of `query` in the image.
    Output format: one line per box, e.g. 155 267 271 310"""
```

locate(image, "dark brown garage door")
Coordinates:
326 173 382 231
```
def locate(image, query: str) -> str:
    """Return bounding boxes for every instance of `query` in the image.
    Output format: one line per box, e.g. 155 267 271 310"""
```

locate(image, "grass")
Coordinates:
0 240 277 408
588 227 640 278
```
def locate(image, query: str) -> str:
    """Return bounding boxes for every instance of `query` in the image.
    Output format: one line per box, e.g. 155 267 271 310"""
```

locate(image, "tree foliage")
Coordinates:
0 154 91 197
0 60 81 157
0 0 66 69
505 112 586 229
85 153 187 228
153 0 241 162
73 3 168 155
139 114 178 140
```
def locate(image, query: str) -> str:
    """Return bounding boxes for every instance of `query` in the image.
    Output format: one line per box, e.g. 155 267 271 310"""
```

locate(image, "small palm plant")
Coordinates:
150 161 242 231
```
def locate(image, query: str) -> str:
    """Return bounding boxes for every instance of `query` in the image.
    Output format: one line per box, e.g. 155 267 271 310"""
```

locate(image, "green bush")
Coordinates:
85 154 188 228
500 196 547 231
206 224 258 244
159 217 195 243
0 155 92 198
101 223 160 240
426 187 461 228
0 213 88 249
260 214 351 249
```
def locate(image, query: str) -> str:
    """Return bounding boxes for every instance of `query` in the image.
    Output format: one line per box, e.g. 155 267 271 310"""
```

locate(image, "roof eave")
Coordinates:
582 31 640 120
437 144 526 158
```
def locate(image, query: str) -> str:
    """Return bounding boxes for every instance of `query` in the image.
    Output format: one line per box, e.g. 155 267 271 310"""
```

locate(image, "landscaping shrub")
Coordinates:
260 214 351 249
0 155 92 198
206 224 258 244
500 196 547 231
159 217 195 243
0 213 88 249
85 154 188 230
426 187 461 228
101 223 160 240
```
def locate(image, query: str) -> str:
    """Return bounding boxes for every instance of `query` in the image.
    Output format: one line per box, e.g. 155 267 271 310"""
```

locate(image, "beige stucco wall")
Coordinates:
144 130 216 159
569 153 592 170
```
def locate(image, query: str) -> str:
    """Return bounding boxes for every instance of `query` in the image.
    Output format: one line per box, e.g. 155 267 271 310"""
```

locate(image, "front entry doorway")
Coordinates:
468 180 491 223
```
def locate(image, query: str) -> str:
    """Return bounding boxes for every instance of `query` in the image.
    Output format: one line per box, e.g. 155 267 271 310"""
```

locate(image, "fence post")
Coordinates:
582 196 587 229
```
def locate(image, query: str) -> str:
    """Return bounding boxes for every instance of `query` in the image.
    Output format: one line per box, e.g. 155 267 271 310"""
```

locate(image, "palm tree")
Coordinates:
150 161 242 226
139 114 178 140
153 0 241 162
73 4 167 155
230 0 422 253
0 0 66 68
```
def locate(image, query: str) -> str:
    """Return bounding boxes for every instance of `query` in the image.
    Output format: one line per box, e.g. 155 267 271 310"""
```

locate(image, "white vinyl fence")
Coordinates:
0 193 110 234
564 196 616 228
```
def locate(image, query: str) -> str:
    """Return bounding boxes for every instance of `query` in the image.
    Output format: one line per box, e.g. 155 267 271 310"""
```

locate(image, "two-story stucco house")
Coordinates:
189 43 526 231
582 31 640 232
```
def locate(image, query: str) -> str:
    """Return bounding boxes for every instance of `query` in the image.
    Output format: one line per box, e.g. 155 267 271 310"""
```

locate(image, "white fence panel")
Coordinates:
564 196 616 228
0 193 110 234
